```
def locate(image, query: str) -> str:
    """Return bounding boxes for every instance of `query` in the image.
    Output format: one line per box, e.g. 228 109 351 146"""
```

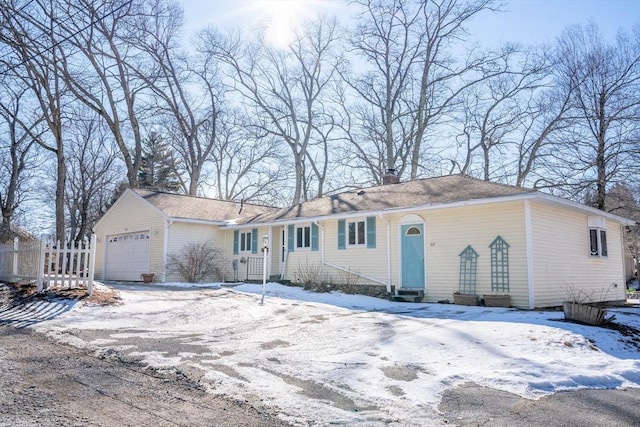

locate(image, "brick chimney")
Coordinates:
382 168 399 185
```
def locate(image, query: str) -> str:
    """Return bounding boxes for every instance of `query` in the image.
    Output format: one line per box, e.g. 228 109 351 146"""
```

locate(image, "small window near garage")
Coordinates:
240 231 252 253
296 225 311 249
587 216 607 257
348 220 366 246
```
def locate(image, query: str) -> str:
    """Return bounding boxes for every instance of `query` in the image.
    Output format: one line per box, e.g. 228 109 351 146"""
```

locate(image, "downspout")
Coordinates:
379 213 392 293
224 227 228 282
163 219 173 282
524 200 535 309
315 221 389 287
267 225 273 279
620 223 627 299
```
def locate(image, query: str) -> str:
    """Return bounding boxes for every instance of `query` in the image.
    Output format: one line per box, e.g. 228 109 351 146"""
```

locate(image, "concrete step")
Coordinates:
391 288 424 303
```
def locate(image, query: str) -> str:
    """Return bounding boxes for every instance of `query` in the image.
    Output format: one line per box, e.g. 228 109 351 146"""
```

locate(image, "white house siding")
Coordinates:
282 202 529 307
269 226 284 279
315 218 390 287
94 191 166 281
164 222 225 282
412 202 529 307
280 222 323 283
222 221 390 287
223 226 272 282
529 201 626 308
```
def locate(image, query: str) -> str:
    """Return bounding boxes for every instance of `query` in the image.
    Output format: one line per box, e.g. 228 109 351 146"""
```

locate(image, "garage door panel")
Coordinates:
105 231 150 281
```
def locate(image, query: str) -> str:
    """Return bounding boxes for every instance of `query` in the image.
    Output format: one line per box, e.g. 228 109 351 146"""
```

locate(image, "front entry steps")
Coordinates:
391 288 424 303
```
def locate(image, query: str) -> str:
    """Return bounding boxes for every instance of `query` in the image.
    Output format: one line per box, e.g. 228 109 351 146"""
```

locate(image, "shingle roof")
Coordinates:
133 189 277 222
239 174 535 224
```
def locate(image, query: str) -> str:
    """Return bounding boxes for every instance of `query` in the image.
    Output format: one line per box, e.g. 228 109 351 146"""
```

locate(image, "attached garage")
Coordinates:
104 231 150 281
93 189 276 282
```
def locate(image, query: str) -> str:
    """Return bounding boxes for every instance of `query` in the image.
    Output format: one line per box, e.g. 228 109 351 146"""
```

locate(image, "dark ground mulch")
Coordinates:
0 281 121 309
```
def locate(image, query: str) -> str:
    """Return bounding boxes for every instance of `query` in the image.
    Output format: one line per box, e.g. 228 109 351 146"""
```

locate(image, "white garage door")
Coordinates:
105 231 150 281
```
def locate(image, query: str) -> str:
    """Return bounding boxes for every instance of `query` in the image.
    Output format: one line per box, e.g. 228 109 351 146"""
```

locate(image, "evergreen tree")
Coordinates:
137 132 181 192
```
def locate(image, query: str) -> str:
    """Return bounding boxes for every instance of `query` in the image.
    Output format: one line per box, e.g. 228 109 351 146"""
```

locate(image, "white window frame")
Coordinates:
587 216 607 258
239 231 252 253
589 228 608 257
296 225 311 250
347 219 366 246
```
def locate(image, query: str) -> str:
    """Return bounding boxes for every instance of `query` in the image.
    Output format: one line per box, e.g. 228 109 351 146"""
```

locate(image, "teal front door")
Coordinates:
401 224 425 288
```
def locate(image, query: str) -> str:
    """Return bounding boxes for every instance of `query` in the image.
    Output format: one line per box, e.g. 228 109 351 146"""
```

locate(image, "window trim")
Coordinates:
589 227 608 257
239 231 252 253
296 225 311 250
347 219 367 246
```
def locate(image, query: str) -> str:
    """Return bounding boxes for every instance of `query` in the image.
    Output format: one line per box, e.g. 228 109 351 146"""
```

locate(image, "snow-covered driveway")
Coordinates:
32 283 640 426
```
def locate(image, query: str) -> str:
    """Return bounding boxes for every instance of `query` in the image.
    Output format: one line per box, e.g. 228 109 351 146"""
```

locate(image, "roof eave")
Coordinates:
532 192 636 226
222 191 636 229
93 188 170 232
222 192 535 228
168 217 227 226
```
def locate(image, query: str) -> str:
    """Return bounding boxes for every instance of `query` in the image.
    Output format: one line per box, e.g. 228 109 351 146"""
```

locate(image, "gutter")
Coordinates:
168 217 227 226
533 193 635 226
221 192 636 230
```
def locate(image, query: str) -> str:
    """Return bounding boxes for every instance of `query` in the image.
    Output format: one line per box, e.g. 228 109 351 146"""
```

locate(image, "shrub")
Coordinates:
338 267 362 287
293 260 332 291
167 243 223 283
564 284 611 304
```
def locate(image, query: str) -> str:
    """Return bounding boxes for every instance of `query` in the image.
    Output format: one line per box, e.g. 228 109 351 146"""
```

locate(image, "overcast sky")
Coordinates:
180 0 639 47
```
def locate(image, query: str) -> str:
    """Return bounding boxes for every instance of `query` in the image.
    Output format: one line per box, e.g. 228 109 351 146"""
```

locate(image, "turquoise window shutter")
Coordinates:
311 223 319 251
338 219 346 250
233 230 239 255
288 224 295 252
251 228 258 254
366 216 376 248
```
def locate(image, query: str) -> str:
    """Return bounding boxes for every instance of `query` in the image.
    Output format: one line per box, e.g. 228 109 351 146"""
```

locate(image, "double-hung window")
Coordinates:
296 225 311 249
588 216 607 257
338 217 376 250
239 231 252 253
348 220 366 246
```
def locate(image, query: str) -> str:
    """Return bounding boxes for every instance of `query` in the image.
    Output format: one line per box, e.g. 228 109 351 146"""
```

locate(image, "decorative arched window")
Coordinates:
458 245 478 294
489 236 510 292
405 226 421 236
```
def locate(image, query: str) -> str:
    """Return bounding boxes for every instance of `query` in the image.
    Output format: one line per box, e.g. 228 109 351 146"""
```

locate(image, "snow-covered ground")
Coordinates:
29 282 640 426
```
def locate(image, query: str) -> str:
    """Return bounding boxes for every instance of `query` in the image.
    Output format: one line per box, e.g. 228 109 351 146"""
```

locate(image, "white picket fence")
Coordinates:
0 235 96 295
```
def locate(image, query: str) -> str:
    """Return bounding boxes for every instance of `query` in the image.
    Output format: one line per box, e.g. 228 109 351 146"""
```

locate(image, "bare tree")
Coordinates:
514 85 572 188
343 0 497 183
133 2 219 195
0 0 69 240
65 111 122 242
54 0 156 189
203 110 288 203
453 45 549 181
604 183 640 278
551 22 640 209
201 16 342 204
0 82 44 241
